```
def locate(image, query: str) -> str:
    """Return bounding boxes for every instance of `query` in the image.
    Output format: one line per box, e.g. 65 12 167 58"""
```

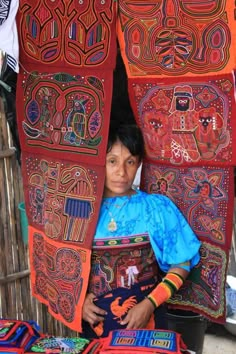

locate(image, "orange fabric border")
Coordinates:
28 225 91 332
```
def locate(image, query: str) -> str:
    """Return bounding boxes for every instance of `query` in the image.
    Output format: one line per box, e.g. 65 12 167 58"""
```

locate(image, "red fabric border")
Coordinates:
141 162 235 323
17 0 117 71
117 0 236 78
16 67 112 166
128 74 236 166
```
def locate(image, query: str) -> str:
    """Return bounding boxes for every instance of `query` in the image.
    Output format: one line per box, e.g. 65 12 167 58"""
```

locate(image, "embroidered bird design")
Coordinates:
110 296 137 322
93 321 104 337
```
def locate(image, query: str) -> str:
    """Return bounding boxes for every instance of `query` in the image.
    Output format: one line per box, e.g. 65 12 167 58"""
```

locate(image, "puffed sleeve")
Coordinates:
147 194 201 273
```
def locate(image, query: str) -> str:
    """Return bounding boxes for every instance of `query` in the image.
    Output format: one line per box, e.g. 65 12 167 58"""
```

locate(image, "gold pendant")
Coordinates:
108 218 117 232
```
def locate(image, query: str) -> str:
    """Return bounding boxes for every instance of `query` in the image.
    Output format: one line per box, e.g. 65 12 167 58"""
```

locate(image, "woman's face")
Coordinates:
104 140 140 197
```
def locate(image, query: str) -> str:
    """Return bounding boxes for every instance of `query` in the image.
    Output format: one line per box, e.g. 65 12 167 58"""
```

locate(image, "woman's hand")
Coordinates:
120 298 155 329
82 293 107 326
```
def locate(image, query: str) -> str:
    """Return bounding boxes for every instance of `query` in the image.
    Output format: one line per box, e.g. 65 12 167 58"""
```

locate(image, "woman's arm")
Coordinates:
146 265 189 309
121 264 189 329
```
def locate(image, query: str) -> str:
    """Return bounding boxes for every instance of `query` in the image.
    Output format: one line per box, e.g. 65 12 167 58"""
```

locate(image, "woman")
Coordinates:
82 123 201 338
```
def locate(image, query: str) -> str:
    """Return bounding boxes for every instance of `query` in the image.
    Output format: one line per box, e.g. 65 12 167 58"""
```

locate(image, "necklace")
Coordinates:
104 197 130 232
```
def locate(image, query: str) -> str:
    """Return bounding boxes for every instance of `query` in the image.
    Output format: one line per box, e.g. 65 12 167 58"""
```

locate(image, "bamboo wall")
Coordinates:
0 97 77 336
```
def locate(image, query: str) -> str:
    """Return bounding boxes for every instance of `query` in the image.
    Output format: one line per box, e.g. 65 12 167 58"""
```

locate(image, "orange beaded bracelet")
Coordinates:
146 272 184 309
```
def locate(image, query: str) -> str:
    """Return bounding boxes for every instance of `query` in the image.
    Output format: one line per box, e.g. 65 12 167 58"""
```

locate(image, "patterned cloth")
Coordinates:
23 152 105 331
28 225 92 331
128 73 236 166
116 0 236 325
16 67 113 165
81 191 201 337
83 280 168 338
16 0 236 332
0 0 19 72
141 163 235 322
0 0 12 25
17 0 117 70
17 0 117 333
98 329 188 354
117 0 236 78
22 152 105 246
25 336 91 354
94 190 201 272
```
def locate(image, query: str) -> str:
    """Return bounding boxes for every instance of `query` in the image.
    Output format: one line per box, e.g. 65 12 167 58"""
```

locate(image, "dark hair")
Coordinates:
107 122 145 161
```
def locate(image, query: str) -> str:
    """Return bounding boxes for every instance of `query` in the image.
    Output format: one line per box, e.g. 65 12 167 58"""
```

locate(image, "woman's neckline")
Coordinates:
103 189 140 200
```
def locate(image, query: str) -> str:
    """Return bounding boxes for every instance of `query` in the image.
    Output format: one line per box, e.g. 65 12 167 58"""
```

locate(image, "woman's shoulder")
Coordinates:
135 189 172 206
136 189 168 200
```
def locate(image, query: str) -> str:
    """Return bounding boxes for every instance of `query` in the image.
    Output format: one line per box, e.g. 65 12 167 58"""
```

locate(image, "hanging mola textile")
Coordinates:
16 0 117 332
117 0 236 324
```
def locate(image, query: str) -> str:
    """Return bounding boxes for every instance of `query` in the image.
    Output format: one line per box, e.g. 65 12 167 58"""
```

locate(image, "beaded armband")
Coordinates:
146 272 184 309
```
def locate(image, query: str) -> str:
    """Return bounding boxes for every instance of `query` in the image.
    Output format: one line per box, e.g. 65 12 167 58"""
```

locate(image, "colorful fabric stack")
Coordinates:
117 0 236 324
16 0 117 332
0 319 42 354
20 329 189 354
0 324 190 354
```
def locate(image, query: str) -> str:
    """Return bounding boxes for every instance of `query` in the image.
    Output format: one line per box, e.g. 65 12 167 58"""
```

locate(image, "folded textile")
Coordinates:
82 280 167 338
25 336 91 354
0 319 42 350
0 349 24 354
98 329 187 354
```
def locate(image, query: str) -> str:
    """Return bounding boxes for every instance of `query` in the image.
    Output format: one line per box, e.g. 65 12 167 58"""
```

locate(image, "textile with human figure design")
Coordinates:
141 162 234 322
117 0 236 77
128 74 236 166
17 0 117 69
21 152 105 247
16 68 112 165
22 153 105 332
90 234 160 297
